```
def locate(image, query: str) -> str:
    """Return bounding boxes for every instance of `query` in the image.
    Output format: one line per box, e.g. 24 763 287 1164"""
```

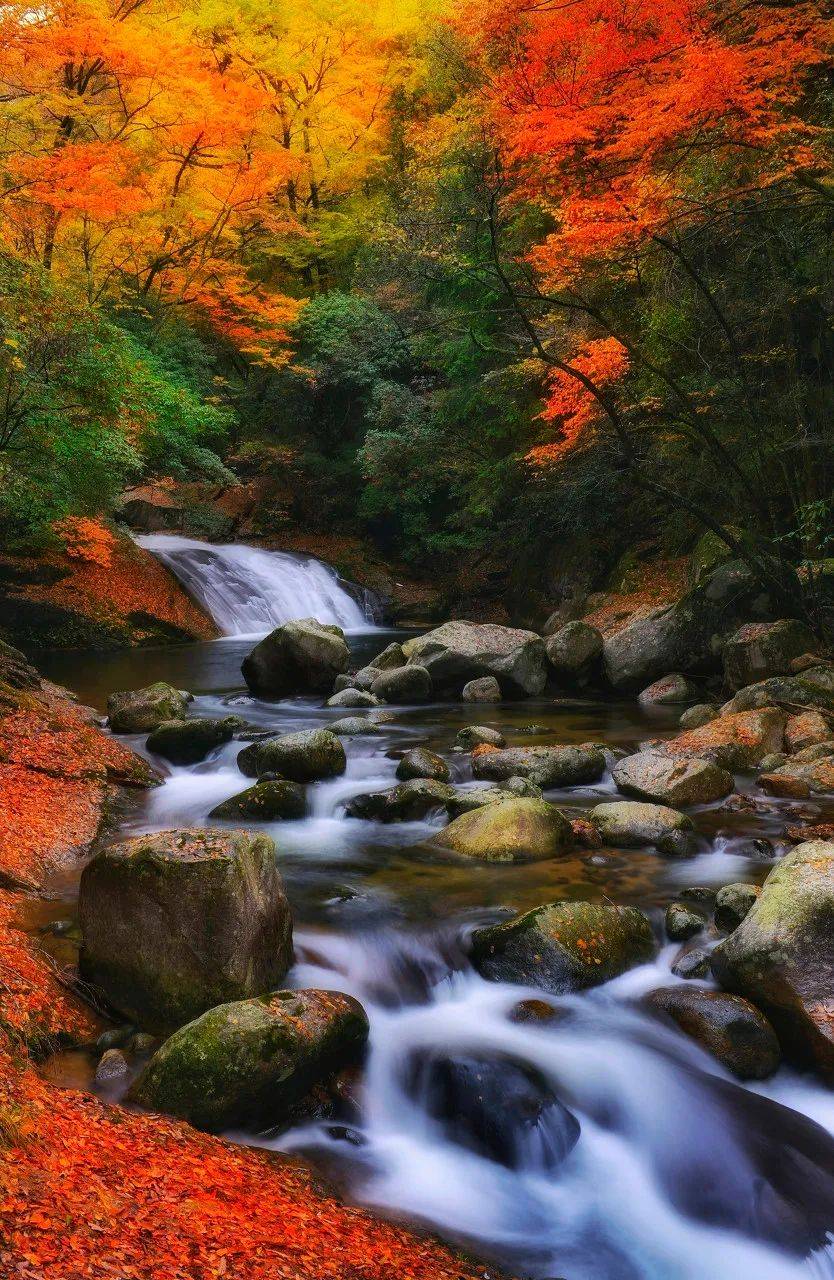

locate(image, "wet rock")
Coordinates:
671 948 711 980
79 829 292 1032
405 1051 580 1170
723 620 817 692
645 987 780 1079
462 676 502 703
681 886 717 908
509 998 562 1024
612 751 733 807
758 747 834 798
209 780 307 821
95 1048 130 1088
340 666 382 693
661 708 786 771
369 642 406 670
455 725 506 750
129 1032 158 1055
544 622 603 686
146 716 239 764
329 717 382 736
107 682 192 734
325 688 382 709
473 744 606 789
241 617 349 697
759 752 787 771
665 902 705 941
638 674 702 706
96 1026 133 1052
395 748 450 783
345 779 455 822
370 664 432 704
722 668 834 715
237 728 346 783
471 900 654 993
711 841 834 1074
714 882 760 932
429 798 573 863
679 703 720 730
447 779 542 818
129 989 369 1132
590 800 695 855
404 621 547 698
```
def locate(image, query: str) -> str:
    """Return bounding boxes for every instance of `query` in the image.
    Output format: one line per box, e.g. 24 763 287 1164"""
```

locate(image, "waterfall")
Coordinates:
136 534 380 636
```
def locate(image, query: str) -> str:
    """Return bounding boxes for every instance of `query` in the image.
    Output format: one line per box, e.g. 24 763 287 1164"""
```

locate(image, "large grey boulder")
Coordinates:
237 728 346 782
129 989 368 1131
723 620 817 691
603 609 681 691
612 751 733 806
590 800 695 855
79 829 292 1032
241 618 349 697
711 841 834 1075
370 664 432 704
471 900 654 993
472 744 605 788
146 716 239 764
645 987 780 1080
405 622 547 697
429 798 572 862
108 682 192 734
544 622 602 686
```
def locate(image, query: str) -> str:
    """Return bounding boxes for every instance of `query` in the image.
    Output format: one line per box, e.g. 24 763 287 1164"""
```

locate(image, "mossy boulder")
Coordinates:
79 829 293 1033
665 902 705 941
714 882 760 931
590 800 695 855
370 664 432 703
429 798 572 863
395 748 450 783
645 987 780 1080
325 688 382 709
129 989 369 1131
108 682 192 734
146 717 239 765
472 744 606 788
241 618 349 697
612 751 733 806
710 841 834 1075
404 621 547 697
368 641 406 670
758 748 834 798
455 725 506 750
678 703 720 730
237 728 346 783
345 779 455 822
723 620 817 692
447 778 542 817
471 900 654 993
209 780 307 821
329 717 382 736
785 711 833 753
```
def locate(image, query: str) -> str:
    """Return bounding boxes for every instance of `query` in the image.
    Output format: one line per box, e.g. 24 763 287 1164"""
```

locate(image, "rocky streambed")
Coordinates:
32 615 834 1280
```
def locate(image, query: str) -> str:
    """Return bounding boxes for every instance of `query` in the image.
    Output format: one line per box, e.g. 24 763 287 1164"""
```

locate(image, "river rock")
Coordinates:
95 1048 131 1088
638 674 702 706
612 751 732 807
241 618 349 697
369 642 407 670
665 902 705 941
590 800 695 855
404 622 547 697
237 728 346 782
671 948 711 979
209 780 307 821
462 676 502 703
345 779 455 822
721 667 834 715
129 989 369 1131
645 987 781 1080
395 748 450 783
785 710 833 753
429 798 572 863
146 716 239 764
325 688 381 708
714 882 760 932
544 622 602 685
711 841 834 1074
473 744 606 788
602 609 681 691
455 725 506 750
679 703 720 730
661 708 786 771
108 682 192 733
471 900 654 993
329 717 382 736
405 1051 580 1170
79 829 293 1032
370 664 432 703
337 666 381 693
758 747 834 798
722 620 817 692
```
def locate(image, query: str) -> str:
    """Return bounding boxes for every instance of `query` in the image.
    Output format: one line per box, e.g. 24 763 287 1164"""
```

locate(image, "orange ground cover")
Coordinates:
0 674 497 1280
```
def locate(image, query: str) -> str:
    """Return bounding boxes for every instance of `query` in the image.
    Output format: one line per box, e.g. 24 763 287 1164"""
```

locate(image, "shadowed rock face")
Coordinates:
722 619 817 691
711 840 834 1076
404 621 547 697
79 828 293 1032
241 617 349 696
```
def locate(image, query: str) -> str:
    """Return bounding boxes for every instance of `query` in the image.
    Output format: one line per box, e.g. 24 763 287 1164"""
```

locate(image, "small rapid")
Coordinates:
136 533 378 635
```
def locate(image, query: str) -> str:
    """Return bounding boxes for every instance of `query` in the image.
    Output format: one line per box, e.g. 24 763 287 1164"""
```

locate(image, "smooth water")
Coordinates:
33 560 834 1280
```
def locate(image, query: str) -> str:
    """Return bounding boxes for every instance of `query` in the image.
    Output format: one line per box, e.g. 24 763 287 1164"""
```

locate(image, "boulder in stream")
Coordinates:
395 747 450 783
612 751 733 806
129 989 369 1131
544 621 603 686
325 688 382 709
462 676 502 703
241 618 349 697
146 716 240 764
661 707 786 770
722 620 817 691
345 779 455 822
237 728 346 782
79 829 293 1032
471 899 654 993
370 664 432 703
429 797 573 863
638 673 702 706
107 682 192 734
209 780 307 821
590 800 695 855
473 744 606 789
645 986 781 1079
404 621 547 697
455 725 506 750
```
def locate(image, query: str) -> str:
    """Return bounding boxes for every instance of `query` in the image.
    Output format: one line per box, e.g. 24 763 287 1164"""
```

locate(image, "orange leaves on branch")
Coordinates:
53 517 115 568
528 337 629 466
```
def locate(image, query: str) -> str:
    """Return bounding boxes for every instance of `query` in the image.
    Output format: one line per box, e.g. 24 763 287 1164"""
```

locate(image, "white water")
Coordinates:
136 533 377 636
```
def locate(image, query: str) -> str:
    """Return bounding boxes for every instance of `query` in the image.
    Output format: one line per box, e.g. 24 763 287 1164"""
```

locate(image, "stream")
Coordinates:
35 537 834 1280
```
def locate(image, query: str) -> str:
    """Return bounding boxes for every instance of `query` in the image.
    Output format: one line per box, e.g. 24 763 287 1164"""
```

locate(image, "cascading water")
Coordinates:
136 533 379 635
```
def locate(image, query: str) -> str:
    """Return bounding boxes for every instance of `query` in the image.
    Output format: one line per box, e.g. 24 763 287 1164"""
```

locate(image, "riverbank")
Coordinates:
0 642 500 1280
